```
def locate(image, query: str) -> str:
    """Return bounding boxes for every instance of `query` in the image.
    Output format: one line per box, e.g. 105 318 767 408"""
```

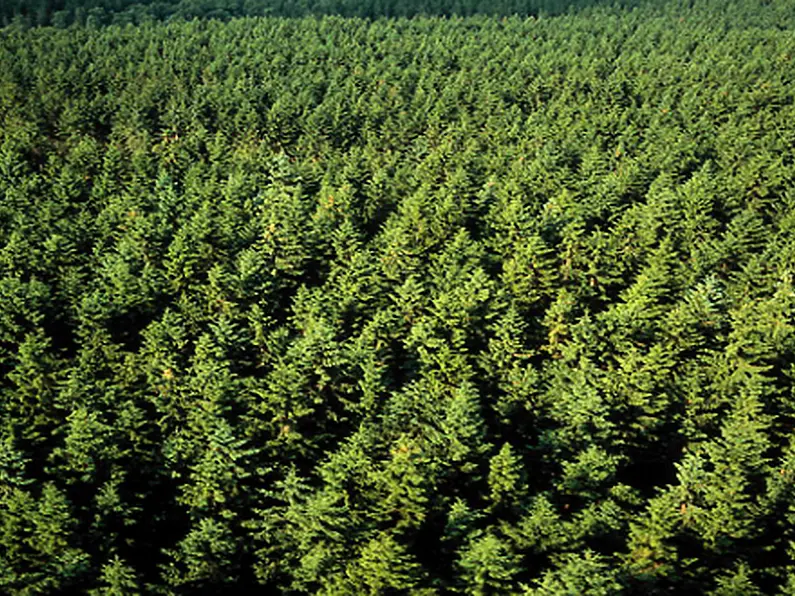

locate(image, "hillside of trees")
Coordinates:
2 0 795 593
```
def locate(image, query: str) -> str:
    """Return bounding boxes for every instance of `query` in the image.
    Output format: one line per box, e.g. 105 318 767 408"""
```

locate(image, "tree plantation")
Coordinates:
1 0 795 593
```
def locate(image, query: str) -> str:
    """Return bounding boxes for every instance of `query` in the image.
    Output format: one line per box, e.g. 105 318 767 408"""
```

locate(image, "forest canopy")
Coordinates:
1 0 795 593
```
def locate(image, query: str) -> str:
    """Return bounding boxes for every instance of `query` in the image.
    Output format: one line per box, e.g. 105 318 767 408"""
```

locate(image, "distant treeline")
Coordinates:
3 0 793 30
4 0 651 26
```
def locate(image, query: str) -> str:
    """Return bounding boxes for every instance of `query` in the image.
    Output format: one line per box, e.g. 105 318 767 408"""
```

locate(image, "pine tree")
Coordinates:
457 531 521 595
526 551 623 596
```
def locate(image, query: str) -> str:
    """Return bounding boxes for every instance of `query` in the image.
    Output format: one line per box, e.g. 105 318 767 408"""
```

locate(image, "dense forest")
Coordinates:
1 0 795 593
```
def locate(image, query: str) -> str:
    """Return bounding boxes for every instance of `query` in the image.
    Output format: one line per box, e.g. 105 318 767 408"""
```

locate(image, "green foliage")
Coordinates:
457 532 522 595
1 0 795 592
526 551 623 595
488 443 526 508
329 532 427 595
89 556 141 596
0 483 89 593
